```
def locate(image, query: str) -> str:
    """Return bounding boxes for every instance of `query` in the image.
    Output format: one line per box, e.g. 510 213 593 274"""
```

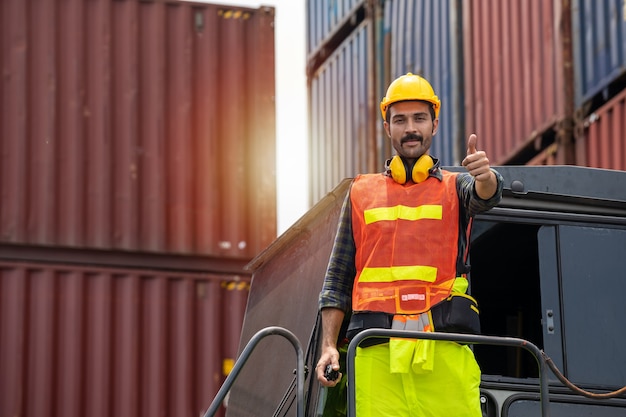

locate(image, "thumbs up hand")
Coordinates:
462 134 491 181
462 133 497 199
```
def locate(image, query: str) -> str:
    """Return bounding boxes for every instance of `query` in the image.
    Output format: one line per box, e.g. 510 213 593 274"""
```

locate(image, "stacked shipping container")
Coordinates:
0 0 276 416
385 0 464 165
307 0 364 55
306 0 465 203
308 20 376 203
577 88 626 171
307 0 626 206
572 0 626 109
0 261 248 417
462 0 573 165
572 0 626 171
0 0 276 258
307 0 373 204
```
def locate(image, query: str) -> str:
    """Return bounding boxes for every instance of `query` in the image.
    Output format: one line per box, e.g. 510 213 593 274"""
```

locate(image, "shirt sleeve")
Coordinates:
318 187 357 313
457 169 504 219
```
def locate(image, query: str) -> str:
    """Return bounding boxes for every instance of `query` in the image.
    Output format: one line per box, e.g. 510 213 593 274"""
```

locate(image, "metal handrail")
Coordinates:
346 329 551 417
203 326 305 417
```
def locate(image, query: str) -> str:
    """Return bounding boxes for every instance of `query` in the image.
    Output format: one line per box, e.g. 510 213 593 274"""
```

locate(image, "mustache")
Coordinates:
401 133 423 143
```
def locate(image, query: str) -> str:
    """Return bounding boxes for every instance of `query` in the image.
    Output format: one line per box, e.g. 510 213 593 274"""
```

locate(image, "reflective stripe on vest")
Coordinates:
364 204 442 224
351 172 460 314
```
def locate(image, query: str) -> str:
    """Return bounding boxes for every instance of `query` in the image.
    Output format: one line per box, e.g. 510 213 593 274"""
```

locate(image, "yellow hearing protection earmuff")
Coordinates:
388 154 434 184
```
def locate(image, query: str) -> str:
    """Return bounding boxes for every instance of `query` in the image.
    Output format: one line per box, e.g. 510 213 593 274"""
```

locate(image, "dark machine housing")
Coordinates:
225 166 626 417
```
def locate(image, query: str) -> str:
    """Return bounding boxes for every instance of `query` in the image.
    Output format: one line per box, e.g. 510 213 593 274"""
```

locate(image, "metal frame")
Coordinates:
346 329 551 417
203 326 305 417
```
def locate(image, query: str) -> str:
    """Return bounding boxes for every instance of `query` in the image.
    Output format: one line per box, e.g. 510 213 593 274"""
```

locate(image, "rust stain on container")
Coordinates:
577 88 626 171
0 260 248 417
0 0 277 259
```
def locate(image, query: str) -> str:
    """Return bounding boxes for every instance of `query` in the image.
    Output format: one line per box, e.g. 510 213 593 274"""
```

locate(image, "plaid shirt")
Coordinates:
318 166 504 313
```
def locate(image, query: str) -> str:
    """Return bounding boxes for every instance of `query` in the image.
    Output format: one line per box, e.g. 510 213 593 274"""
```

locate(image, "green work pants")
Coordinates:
354 339 482 417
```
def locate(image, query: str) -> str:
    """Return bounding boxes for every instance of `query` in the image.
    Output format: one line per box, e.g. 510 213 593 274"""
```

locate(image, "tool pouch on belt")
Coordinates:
430 293 481 334
346 312 393 347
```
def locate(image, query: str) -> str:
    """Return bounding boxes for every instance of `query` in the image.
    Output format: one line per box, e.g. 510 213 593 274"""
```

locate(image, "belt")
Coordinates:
346 312 393 347
346 311 433 348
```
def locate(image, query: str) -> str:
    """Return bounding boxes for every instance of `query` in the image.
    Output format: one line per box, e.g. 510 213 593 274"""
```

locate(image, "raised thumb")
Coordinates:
467 134 477 155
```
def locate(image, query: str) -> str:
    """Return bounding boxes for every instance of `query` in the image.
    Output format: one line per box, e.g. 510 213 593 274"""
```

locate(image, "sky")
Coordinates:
187 0 309 235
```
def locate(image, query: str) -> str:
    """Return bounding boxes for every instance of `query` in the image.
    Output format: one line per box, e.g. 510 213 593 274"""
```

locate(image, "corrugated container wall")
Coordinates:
384 0 463 165
576 87 626 171
308 20 376 204
307 0 365 56
0 261 248 417
462 0 570 164
0 0 276 259
572 0 626 110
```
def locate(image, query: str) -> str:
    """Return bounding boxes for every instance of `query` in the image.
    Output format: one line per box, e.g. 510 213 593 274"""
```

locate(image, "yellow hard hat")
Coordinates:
380 73 440 120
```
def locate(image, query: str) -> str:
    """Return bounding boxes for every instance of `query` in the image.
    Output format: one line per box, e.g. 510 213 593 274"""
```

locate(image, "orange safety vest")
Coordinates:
351 172 461 314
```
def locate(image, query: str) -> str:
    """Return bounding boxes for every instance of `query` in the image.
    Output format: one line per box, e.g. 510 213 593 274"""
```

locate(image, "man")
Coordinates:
315 73 503 416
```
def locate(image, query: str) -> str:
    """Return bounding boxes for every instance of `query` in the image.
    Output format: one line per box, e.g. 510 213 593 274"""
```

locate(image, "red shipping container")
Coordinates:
462 0 572 164
0 0 277 259
576 87 626 172
0 260 249 417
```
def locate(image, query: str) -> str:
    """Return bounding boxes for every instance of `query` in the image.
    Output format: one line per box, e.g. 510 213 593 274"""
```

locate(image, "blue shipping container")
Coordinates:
306 0 365 56
384 0 463 165
572 0 626 107
308 20 376 204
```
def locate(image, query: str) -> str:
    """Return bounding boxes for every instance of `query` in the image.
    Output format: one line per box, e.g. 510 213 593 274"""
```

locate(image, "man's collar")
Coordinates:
430 158 443 181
